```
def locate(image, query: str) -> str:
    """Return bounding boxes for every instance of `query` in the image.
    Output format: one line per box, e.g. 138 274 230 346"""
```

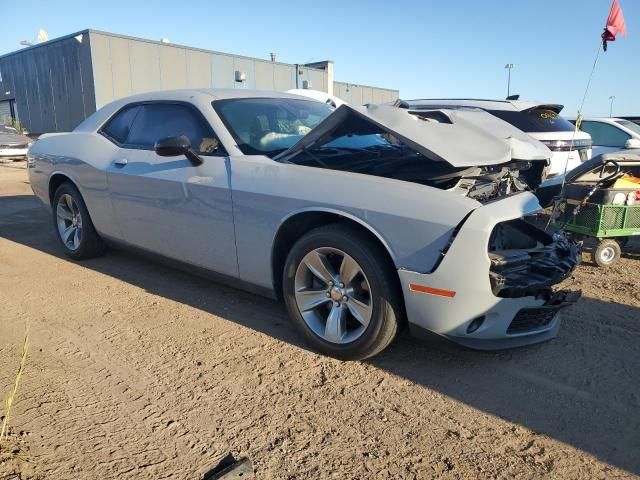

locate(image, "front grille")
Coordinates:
3 144 28 150
507 307 558 334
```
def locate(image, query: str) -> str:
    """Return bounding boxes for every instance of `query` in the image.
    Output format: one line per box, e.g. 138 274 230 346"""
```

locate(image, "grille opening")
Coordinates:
507 307 557 334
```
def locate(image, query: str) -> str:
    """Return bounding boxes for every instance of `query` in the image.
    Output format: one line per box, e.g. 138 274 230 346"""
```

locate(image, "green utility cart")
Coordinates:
553 199 640 266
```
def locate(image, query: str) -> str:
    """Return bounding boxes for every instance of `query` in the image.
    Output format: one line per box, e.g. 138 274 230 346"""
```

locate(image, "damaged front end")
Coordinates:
488 217 581 330
396 190 581 349
276 104 551 204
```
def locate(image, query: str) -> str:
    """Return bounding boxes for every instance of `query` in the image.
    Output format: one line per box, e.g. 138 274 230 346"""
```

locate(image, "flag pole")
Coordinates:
546 0 625 231
562 42 603 180
546 42 603 231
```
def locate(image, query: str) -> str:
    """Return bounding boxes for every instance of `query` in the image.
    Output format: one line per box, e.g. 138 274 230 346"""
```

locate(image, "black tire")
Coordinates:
52 182 105 260
594 239 620 267
282 223 401 360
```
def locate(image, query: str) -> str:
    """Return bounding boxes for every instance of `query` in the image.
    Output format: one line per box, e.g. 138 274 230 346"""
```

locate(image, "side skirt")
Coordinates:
101 236 278 300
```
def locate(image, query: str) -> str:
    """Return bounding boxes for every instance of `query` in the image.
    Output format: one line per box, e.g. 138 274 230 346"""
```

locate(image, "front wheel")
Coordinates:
283 224 401 360
52 182 105 259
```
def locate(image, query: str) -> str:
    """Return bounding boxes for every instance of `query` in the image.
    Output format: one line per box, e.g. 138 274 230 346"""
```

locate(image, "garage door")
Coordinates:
0 100 12 125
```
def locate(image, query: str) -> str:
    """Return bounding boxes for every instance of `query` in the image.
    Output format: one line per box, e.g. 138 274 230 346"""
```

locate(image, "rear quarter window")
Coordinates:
100 105 140 144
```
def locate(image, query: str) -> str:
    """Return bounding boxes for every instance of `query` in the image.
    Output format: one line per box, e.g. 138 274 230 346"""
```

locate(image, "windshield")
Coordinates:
213 98 334 157
615 119 640 136
487 108 575 132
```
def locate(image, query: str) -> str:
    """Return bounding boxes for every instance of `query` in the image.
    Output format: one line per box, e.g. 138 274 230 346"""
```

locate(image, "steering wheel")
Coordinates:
598 159 622 184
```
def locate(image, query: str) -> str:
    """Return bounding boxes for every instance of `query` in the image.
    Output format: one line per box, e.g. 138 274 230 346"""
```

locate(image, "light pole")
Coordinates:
505 63 514 98
609 96 616 117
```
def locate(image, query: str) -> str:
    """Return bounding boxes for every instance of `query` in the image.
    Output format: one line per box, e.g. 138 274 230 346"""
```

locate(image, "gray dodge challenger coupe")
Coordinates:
27 89 580 359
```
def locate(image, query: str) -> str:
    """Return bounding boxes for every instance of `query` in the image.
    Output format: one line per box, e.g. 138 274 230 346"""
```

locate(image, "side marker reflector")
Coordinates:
409 284 456 298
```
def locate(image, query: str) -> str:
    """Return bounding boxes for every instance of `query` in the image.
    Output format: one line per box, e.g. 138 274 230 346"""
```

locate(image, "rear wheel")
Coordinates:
52 182 105 259
594 239 620 267
283 224 401 360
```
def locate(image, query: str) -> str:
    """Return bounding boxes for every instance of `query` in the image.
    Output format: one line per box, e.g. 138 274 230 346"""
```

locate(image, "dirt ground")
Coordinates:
0 161 639 479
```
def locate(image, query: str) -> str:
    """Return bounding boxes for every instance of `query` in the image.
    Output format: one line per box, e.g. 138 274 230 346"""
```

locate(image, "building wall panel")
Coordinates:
0 34 95 133
12 57 32 130
159 46 188 89
78 34 96 119
23 52 45 133
274 64 294 91
89 33 113 109
0 56 21 125
211 54 235 88
254 61 275 91
186 50 212 88
48 43 71 131
333 81 398 106
129 41 161 94
108 36 133 103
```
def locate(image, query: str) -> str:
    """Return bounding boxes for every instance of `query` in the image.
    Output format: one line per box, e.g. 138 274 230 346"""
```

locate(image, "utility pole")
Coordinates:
505 63 514 98
609 96 616 117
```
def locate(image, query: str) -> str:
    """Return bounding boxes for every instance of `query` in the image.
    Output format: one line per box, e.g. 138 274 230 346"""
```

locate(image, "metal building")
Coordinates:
0 29 399 134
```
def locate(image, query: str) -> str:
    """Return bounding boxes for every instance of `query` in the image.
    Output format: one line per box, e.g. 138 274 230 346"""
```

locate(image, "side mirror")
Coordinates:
624 138 640 150
154 135 203 166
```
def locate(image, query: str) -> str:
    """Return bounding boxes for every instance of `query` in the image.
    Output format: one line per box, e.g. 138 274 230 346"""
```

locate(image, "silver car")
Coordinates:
27 89 580 359
0 124 32 159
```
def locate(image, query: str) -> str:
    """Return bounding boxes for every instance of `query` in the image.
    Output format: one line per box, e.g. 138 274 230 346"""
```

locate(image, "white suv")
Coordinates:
403 99 592 177
573 117 640 156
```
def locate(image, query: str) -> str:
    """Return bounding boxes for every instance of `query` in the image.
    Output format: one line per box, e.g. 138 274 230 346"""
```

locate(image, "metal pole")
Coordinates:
504 64 514 98
609 96 615 117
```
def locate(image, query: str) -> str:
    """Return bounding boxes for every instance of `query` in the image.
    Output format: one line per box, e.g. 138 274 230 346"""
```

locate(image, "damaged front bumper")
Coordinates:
489 229 580 298
399 192 581 350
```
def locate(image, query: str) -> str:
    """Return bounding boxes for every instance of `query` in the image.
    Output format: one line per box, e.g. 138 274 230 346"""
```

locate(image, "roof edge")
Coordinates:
0 29 91 61
334 80 398 93
85 29 326 70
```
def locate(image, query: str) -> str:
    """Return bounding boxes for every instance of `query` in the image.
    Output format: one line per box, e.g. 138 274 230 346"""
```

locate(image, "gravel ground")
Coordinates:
1 163 639 479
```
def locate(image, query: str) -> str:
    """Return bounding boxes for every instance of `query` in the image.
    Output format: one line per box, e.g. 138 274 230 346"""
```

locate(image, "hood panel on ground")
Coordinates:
276 104 515 167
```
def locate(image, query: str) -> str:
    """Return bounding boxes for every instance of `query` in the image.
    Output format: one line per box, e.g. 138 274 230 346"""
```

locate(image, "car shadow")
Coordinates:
2 193 640 474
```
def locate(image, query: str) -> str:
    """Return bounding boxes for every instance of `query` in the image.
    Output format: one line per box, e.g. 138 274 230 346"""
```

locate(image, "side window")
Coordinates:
581 121 630 147
126 103 223 155
100 105 140 144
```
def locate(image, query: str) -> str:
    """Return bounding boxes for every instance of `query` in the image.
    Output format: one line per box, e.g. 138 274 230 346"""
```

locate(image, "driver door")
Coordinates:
104 102 238 278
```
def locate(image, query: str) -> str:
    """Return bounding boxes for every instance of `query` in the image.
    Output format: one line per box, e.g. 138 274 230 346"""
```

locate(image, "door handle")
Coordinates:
114 158 128 167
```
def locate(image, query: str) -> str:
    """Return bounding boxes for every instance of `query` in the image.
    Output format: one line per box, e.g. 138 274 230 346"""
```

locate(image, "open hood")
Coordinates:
433 109 551 162
275 104 549 167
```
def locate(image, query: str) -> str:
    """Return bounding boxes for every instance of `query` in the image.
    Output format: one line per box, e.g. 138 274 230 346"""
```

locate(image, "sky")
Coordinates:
1 0 638 117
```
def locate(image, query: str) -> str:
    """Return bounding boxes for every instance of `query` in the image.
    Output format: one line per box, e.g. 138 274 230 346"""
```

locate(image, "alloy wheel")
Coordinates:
56 193 83 251
294 247 373 344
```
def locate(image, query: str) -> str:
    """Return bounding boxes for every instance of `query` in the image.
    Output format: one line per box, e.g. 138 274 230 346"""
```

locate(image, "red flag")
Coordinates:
602 0 627 51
